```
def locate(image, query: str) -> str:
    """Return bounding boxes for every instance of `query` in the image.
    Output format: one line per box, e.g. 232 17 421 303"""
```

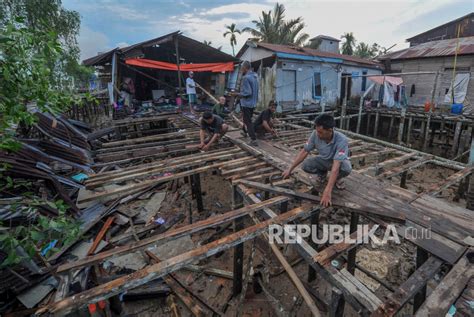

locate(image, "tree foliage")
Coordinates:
223 23 241 56
340 32 356 55
0 19 80 150
243 3 309 46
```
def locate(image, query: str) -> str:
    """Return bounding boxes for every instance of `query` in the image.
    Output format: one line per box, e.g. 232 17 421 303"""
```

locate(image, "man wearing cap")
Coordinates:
282 114 352 207
186 71 196 113
199 111 229 151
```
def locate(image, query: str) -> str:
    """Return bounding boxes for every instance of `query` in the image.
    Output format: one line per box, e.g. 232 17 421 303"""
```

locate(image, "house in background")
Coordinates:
406 12 474 47
237 38 382 112
83 31 237 106
378 13 474 109
308 35 341 54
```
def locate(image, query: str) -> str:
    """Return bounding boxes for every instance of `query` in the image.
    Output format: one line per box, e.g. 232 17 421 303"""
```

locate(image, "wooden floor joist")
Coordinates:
58 196 289 272
39 204 318 315
415 251 473 316
371 256 443 317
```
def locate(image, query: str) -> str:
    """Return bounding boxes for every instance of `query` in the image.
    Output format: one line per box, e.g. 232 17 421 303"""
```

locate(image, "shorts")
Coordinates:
188 94 196 104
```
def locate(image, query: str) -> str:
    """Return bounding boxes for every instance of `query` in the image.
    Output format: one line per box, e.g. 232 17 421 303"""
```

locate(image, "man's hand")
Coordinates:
271 129 279 138
198 142 205 149
320 189 332 207
202 144 210 151
282 169 292 179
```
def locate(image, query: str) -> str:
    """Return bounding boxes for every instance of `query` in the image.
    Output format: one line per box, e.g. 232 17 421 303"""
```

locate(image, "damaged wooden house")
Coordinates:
83 31 238 117
236 36 383 112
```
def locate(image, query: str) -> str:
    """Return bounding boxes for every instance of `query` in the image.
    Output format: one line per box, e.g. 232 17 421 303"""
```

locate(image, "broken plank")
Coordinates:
313 224 376 266
371 256 443 317
79 160 237 204
39 204 318 315
57 196 289 272
415 252 473 316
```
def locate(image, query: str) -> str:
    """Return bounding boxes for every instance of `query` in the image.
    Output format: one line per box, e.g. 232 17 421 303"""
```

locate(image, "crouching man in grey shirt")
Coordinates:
282 114 352 207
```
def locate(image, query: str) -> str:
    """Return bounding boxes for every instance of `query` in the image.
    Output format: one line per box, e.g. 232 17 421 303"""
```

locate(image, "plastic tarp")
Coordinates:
125 58 234 72
369 75 403 86
444 72 470 104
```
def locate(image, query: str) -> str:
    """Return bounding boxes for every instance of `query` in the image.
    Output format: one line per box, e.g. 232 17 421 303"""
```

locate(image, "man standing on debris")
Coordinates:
199 111 229 151
186 71 196 113
254 100 278 138
238 60 259 146
282 114 352 207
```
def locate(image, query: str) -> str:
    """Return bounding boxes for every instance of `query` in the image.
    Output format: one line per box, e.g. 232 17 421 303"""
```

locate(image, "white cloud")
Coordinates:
116 42 130 48
166 2 273 55
78 26 110 61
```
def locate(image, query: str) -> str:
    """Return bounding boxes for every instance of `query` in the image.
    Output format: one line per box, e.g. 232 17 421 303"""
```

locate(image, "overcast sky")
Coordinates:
63 0 473 61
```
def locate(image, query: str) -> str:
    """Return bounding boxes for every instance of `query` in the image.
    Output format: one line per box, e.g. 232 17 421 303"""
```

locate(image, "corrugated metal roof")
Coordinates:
83 31 237 66
253 42 381 67
378 36 474 60
406 12 473 41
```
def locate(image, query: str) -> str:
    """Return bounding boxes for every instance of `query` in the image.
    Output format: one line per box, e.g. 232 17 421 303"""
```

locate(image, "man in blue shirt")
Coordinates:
239 61 259 146
282 114 352 207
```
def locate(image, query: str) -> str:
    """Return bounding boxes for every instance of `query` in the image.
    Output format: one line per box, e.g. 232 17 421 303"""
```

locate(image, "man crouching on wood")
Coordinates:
282 114 352 207
199 111 229 151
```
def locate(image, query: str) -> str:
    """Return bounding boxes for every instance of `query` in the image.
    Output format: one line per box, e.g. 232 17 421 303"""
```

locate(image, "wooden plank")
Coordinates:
313 224 375 266
78 160 237 204
415 252 473 316
220 162 268 176
376 157 431 179
350 149 397 161
371 256 443 317
57 196 289 272
38 204 318 315
87 216 114 255
426 166 473 196
238 185 383 314
248 212 322 317
236 179 406 222
357 152 418 174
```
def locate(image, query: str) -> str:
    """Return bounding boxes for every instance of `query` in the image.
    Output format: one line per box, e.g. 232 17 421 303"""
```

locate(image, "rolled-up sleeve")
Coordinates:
333 137 349 161
303 131 316 152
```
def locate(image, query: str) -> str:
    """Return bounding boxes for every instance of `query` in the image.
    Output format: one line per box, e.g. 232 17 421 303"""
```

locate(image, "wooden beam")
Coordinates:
78 161 239 204
415 252 473 316
57 196 289 272
247 198 322 316
237 185 383 314
236 179 406 222
426 166 473 196
371 256 443 317
41 204 317 315
376 157 431 179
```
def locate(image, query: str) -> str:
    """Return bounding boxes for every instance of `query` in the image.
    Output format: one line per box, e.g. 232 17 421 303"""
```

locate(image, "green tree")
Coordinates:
0 0 88 86
243 3 309 46
355 42 372 58
223 23 241 56
203 40 222 51
340 32 356 55
0 19 76 150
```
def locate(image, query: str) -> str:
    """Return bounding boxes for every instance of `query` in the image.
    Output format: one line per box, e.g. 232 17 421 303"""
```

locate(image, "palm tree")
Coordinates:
242 3 308 46
355 42 371 58
340 32 356 55
203 40 223 51
223 23 241 56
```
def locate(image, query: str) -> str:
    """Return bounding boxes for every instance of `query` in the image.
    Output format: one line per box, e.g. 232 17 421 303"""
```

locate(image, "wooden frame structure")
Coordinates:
37 112 473 316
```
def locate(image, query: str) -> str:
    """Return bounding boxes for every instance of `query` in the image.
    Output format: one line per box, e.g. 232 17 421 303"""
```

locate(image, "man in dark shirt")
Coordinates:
199 111 228 151
254 100 278 138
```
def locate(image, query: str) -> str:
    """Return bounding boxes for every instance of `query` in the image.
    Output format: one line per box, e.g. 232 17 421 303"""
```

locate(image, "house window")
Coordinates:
361 71 367 91
313 72 322 98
